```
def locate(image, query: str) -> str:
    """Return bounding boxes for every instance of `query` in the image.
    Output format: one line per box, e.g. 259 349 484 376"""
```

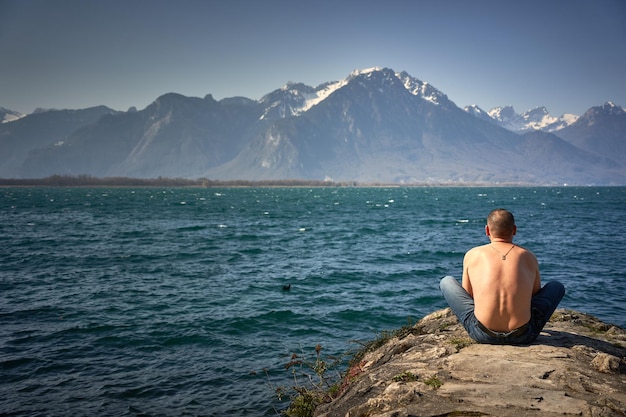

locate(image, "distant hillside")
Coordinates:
0 106 118 177
553 102 626 162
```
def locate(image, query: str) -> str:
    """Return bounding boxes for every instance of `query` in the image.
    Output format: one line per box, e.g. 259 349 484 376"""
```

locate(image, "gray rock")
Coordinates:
314 308 626 417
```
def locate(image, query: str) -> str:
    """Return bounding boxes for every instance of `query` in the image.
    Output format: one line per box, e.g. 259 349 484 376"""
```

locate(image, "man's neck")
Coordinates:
490 238 513 243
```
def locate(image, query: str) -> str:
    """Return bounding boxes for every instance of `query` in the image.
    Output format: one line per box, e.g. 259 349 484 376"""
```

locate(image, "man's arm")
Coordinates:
462 252 473 297
530 252 541 295
532 268 541 295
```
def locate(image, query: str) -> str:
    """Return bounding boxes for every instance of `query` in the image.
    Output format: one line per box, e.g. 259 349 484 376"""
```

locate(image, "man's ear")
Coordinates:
512 225 517 236
485 225 491 237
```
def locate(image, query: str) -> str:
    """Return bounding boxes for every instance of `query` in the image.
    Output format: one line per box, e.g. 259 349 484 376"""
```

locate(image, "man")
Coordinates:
440 208 565 344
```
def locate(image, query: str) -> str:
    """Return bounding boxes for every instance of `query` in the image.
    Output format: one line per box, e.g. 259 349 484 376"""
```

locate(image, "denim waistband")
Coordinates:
477 320 530 338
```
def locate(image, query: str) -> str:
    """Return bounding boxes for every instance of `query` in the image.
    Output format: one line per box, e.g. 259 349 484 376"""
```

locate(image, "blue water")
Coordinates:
1 186 625 416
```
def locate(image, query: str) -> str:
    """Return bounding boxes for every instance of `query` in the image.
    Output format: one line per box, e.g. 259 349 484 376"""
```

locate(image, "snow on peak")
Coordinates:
464 105 493 122
488 106 517 122
395 71 448 105
260 68 451 120
601 101 625 114
466 104 489 115
577 102 625 123
299 68 400 113
349 67 382 77
300 79 348 113
258 77 349 120
0 106 24 123
483 105 578 132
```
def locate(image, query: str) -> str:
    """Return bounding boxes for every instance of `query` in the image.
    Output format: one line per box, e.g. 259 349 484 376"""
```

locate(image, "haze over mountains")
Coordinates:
1 68 625 185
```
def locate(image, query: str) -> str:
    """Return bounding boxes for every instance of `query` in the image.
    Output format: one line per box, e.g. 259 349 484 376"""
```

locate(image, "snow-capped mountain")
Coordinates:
0 107 24 123
260 67 453 121
491 105 578 132
1 68 624 184
205 68 621 184
464 105 495 123
465 104 579 133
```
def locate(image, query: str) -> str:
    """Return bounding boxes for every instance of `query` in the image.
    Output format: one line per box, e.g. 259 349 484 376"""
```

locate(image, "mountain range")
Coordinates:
1 67 625 185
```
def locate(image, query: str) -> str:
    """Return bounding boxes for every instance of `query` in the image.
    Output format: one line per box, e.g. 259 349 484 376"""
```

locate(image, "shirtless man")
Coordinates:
440 209 565 344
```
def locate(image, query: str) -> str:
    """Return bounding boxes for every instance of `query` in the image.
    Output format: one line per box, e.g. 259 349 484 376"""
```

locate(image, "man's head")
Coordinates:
486 208 516 240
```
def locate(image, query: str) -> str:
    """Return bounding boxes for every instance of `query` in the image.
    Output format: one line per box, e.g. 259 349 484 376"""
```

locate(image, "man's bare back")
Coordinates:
463 242 541 331
440 208 565 344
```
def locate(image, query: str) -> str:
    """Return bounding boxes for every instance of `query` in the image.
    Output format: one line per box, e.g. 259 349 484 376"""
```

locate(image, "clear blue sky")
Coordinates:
1 0 625 116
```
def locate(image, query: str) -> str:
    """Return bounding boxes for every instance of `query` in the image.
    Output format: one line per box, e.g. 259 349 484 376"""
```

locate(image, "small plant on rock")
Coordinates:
449 337 474 351
424 375 443 389
351 319 422 365
280 344 345 417
392 370 419 382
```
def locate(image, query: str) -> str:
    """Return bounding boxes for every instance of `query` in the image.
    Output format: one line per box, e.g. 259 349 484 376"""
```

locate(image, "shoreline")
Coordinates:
0 175 607 188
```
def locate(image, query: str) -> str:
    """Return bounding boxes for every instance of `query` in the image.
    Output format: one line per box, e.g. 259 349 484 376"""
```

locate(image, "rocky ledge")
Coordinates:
314 308 625 417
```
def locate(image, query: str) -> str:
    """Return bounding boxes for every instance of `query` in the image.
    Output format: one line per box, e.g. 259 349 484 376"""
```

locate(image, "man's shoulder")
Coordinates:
467 244 490 253
464 244 490 258
512 243 535 255
516 245 538 261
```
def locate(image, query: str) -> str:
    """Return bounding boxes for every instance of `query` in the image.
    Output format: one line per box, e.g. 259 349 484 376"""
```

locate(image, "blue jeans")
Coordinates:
439 276 565 345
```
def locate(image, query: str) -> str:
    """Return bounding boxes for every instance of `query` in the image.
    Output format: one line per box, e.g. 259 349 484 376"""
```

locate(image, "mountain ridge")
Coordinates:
465 104 580 133
0 107 25 124
1 68 624 184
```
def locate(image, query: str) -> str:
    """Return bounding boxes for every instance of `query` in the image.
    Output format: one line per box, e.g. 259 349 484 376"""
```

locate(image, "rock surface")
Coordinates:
315 309 626 417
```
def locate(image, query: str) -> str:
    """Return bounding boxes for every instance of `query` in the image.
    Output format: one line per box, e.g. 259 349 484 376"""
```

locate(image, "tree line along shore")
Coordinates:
0 175 533 188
